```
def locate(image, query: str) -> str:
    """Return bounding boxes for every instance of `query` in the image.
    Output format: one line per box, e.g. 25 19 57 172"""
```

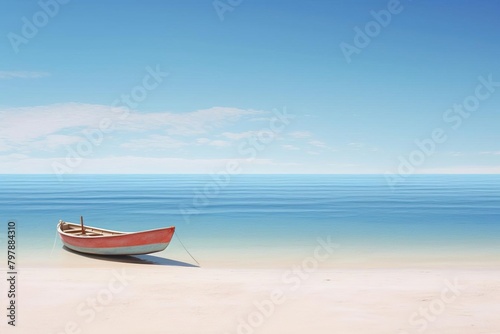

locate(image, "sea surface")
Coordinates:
0 174 499 267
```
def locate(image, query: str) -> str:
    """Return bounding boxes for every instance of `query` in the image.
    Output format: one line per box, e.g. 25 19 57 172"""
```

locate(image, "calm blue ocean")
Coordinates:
1 174 500 264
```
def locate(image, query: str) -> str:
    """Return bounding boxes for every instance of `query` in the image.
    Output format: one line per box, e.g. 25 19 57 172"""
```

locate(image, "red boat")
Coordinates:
57 217 175 256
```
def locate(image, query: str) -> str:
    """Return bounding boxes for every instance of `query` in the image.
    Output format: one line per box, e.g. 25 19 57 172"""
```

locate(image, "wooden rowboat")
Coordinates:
57 217 175 256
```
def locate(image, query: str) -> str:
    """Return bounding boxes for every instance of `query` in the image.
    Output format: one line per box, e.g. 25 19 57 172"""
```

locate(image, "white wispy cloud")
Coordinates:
0 71 50 79
420 166 500 174
0 156 297 174
248 117 272 122
196 138 210 145
446 151 464 157
0 139 12 152
0 153 29 162
0 103 262 152
196 138 231 147
308 140 328 149
0 103 319 172
122 107 262 136
207 140 231 147
289 131 312 139
0 103 121 143
282 144 300 151
30 135 84 151
479 151 500 155
121 135 187 150
282 131 337 154
327 163 359 167
221 131 260 140
348 142 365 149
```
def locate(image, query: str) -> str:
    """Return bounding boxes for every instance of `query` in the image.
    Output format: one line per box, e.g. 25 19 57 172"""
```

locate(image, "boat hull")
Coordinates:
62 242 171 255
58 222 175 256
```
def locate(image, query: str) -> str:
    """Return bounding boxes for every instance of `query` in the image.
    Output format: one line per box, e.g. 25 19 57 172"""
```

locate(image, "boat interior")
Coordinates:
59 221 122 237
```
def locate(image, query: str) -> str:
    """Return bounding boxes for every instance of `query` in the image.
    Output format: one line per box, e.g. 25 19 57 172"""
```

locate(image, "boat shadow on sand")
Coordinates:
62 246 199 267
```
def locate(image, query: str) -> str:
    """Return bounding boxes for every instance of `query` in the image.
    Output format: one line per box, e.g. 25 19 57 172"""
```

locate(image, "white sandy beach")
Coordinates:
2 247 500 334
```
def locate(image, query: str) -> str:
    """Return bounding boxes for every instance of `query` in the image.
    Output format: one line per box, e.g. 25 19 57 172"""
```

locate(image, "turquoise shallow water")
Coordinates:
1 174 500 265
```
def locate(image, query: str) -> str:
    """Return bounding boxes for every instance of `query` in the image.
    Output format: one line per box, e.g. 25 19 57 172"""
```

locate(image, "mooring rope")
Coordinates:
175 231 201 267
50 228 59 257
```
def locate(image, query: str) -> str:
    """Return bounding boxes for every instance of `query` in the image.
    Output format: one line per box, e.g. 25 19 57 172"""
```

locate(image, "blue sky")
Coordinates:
1 0 500 174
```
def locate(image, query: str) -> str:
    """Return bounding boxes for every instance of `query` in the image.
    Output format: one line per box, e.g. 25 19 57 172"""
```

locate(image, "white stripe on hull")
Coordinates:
63 242 170 255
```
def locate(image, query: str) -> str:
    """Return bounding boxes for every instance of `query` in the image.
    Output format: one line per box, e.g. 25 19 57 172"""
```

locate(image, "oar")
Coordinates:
80 216 86 235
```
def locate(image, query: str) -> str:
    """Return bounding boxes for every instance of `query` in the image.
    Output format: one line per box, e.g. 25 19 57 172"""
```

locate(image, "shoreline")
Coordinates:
12 243 500 270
